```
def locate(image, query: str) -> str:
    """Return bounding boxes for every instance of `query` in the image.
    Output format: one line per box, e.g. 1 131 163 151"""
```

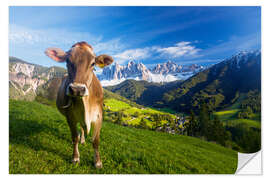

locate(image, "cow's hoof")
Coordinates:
72 158 80 165
95 161 103 169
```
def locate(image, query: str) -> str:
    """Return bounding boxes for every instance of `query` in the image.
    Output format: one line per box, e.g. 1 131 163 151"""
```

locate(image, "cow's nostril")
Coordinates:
81 87 86 92
79 87 86 96
68 85 87 96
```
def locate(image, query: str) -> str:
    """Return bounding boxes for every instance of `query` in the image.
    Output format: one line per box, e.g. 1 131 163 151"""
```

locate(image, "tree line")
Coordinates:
185 102 260 152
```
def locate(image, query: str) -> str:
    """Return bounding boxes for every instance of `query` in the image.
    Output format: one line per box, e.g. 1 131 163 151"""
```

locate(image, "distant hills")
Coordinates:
106 50 261 113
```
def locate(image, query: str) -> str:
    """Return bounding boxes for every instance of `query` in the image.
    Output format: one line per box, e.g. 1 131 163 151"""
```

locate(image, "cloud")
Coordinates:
9 24 126 67
9 24 125 55
10 25 201 66
111 41 201 65
9 24 102 47
93 38 124 55
113 47 151 64
154 41 201 58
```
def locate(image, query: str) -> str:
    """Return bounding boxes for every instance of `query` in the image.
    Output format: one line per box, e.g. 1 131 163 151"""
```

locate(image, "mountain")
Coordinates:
9 57 67 100
161 50 261 112
106 50 261 112
98 60 204 86
99 61 154 86
105 79 183 106
152 60 204 74
152 60 182 74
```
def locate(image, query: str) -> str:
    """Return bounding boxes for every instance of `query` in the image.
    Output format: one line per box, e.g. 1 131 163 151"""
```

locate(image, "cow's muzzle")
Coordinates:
66 83 89 97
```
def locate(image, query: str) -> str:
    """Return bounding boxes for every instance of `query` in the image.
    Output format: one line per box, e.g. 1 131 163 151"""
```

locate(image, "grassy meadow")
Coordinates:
214 95 261 129
104 98 177 128
9 100 237 174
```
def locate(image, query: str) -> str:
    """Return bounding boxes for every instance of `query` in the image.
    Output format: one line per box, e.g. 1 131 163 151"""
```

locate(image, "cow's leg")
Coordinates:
92 120 102 168
80 126 85 144
67 118 80 164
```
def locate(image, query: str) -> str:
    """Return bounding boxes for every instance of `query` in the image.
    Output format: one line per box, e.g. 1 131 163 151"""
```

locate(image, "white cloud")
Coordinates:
9 24 101 46
9 24 124 55
9 24 204 67
93 38 124 54
113 47 151 64
111 41 201 65
9 24 126 67
154 41 200 58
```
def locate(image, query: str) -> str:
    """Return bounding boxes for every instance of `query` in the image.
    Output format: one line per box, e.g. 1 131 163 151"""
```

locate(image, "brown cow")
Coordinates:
45 41 113 168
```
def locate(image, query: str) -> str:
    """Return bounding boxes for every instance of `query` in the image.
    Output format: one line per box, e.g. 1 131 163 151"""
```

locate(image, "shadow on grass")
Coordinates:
9 117 73 163
9 116 98 170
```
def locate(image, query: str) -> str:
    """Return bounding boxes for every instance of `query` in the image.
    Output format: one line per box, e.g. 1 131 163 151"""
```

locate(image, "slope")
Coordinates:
106 51 261 113
105 79 183 106
9 100 237 174
163 50 261 112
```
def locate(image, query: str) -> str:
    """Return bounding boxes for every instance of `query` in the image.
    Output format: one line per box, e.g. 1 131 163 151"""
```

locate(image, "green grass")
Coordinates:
104 98 176 127
9 100 237 174
214 109 240 121
214 107 260 124
214 109 261 129
225 119 261 129
214 94 261 130
213 94 243 121
153 107 179 114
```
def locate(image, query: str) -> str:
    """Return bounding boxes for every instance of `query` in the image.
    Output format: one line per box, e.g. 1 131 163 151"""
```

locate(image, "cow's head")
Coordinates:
45 41 113 97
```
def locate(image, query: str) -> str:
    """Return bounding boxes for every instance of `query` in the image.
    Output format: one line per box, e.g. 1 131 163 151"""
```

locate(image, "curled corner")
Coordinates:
235 151 262 174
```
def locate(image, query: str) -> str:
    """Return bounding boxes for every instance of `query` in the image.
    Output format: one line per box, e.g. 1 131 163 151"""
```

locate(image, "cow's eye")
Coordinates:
91 62 95 67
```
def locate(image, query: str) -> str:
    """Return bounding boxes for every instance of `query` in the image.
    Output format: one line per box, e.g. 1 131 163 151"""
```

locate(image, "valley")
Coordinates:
9 50 261 156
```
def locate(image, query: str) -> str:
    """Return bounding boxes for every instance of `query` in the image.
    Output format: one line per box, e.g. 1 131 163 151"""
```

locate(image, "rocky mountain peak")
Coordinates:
225 50 261 69
99 60 205 86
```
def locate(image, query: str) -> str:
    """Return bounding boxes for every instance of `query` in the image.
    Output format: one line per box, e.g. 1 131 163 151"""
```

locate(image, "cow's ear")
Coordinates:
95 54 114 68
45 48 67 62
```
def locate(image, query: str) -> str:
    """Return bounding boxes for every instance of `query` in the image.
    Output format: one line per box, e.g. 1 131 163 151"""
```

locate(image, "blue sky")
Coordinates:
9 6 261 72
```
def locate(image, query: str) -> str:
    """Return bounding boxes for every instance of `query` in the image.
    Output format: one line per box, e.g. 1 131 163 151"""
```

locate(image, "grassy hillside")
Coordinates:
9 100 237 174
214 94 261 129
103 88 143 109
162 52 261 113
213 94 261 153
104 97 177 128
106 52 261 114
105 79 183 107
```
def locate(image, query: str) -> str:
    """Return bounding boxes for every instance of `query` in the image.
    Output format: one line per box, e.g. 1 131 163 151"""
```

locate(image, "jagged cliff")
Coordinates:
9 57 66 100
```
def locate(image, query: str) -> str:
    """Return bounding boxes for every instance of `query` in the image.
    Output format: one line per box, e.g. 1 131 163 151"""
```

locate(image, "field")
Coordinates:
214 95 261 129
9 100 237 174
104 98 177 127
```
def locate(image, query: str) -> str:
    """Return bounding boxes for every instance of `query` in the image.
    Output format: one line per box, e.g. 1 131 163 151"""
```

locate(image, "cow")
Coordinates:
45 41 113 168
